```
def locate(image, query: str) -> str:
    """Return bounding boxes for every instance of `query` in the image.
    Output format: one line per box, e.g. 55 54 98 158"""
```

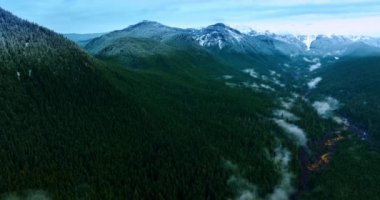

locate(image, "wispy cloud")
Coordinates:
1 0 379 35
308 77 323 89
224 145 294 200
274 119 307 146
273 109 300 121
312 97 341 118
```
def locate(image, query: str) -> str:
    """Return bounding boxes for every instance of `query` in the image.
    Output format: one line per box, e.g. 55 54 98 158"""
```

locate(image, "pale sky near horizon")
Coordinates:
1 0 380 36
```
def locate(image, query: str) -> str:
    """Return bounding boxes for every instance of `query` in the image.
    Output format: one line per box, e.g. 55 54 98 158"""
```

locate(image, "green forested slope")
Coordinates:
303 56 380 200
0 7 290 199
316 56 380 138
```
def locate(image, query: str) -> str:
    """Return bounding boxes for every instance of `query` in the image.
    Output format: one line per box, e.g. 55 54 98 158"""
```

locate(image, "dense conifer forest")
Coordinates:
1 6 380 200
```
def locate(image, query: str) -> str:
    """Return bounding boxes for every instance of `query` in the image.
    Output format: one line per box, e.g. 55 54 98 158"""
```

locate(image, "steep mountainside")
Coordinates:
85 21 295 59
0 7 148 199
299 55 380 200
0 8 305 200
315 56 380 138
85 21 380 63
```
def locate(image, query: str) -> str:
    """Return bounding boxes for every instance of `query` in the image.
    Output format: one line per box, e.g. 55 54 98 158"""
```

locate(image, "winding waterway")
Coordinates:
291 115 371 200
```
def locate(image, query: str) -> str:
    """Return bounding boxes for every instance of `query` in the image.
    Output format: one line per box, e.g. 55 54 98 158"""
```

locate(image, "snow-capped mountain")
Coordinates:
190 23 288 55
247 31 309 50
308 35 380 56
191 25 380 56
192 23 244 50
348 36 380 48
272 34 380 56
84 21 380 58
242 29 380 56
86 21 286 56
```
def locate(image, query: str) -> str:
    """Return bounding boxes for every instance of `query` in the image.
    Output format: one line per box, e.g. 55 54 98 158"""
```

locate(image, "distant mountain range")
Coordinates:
65 20 380 58
63 32 105 46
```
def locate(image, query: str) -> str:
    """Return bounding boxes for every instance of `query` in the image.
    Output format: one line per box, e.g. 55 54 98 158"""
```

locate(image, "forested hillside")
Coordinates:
2 5 380 200
316 56 380 139
0 7 296 200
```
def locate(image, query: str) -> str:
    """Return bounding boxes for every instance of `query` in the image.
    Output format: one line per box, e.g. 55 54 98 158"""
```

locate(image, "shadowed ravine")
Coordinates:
291 117 371 200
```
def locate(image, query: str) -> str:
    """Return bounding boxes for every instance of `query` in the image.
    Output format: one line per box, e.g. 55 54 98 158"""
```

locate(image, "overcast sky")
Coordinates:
1 0 380 36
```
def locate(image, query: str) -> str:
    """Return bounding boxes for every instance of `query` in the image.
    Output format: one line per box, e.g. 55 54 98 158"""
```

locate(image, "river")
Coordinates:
290 115 371 200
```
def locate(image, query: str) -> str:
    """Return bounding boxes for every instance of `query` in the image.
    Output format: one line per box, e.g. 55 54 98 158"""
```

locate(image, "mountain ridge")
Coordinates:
80 20 380 59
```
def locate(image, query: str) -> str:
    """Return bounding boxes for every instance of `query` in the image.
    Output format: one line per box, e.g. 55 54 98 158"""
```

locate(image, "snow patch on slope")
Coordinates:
243 68 259 78
194 33 226 50
309 62 322 71
260 84 276 92
228 29 243 42
243 82 260 91
272 77 285 87
302 35 316 51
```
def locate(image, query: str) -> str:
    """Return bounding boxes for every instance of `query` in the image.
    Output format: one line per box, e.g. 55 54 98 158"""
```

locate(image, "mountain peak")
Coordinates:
211 23 228 27
205 23 242 35
129 20 167 28
207 23 235 30
139 20 163 25
121 20 176 33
